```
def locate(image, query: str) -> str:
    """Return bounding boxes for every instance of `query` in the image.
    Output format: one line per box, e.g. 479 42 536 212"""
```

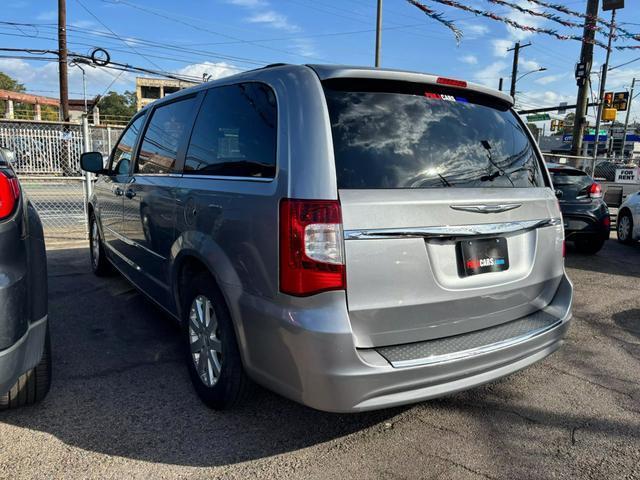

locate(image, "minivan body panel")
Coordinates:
87 63 573 413
339 188 564 347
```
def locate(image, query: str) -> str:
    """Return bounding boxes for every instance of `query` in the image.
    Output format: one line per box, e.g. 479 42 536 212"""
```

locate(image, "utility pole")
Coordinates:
58 0 70 123
621 77 636 158
507 42 531 100
375 0 382 67
590 8 617 176
571 0 599 157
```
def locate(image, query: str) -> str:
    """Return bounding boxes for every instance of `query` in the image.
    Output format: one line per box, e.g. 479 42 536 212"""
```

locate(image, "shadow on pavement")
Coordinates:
0 247 401 467
565 238 640 278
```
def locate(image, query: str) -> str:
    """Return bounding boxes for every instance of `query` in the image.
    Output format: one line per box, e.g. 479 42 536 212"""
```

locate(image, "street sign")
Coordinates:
526 113 550 122
603 0 624 11
613 91 629 111
562 134 573 143
575 62 588 86
558 102 568 114
588 129 608 135
603 108 617 121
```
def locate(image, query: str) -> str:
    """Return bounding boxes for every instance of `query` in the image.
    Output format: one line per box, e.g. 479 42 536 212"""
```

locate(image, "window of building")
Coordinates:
136 96 197 175
185 83 277 178
141 86 161 100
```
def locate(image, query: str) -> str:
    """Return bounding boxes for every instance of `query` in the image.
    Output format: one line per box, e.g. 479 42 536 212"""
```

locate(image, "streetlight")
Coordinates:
516 67 547 84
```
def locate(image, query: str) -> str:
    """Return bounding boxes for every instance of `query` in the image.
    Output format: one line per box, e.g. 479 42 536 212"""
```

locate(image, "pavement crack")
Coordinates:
414 446 498 480
548 365 636 401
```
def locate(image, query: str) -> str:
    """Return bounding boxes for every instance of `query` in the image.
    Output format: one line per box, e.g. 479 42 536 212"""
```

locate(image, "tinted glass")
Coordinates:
110 113 146 175
549 168 592 198
324 82 543 189
137 97 196 174
185 83 277 178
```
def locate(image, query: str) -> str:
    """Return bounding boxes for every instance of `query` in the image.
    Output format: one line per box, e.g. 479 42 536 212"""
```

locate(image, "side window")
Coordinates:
185 82 277 178
110 113 146 175
136 96 197 174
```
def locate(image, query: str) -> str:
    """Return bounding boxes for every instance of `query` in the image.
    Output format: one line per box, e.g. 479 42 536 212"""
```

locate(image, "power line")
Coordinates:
74 0 165 71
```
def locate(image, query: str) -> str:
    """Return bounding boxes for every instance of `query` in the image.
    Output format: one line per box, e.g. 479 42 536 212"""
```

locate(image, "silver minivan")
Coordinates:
82 64 572 412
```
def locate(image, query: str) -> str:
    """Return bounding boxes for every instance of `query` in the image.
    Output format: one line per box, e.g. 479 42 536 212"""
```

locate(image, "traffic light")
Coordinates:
613 91 629 111
604 92 614 108
551 119 558 132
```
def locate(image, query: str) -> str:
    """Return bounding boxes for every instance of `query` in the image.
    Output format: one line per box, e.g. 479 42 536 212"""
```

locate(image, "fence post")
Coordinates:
81 116 91 238
107 126 112 155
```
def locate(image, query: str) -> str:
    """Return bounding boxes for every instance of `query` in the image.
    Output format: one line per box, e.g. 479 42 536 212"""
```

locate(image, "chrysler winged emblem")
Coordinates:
450 204 522 214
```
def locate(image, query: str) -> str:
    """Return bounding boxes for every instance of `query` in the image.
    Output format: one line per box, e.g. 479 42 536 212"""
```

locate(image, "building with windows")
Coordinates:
135 77 198 110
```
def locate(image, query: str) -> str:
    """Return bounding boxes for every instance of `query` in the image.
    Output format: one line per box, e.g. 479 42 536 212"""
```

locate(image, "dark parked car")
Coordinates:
82 64 571 412
0 147 51 409
548 163 610 254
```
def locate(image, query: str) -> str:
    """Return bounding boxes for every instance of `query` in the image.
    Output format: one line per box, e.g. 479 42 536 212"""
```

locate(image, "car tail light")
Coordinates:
436 77 467 88
279 199 345 296
603 215 611 228
589 183 603 199
0 171 20 220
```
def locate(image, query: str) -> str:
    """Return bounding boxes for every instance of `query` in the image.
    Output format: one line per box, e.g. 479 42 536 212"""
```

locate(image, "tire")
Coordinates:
575 237 606 255
0 326 52 410
183 274 250 410
89 212 113 276
617 211 634 245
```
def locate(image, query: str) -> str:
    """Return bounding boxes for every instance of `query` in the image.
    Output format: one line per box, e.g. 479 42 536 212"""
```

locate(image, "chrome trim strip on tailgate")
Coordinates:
344 218 561 240
450 203 522 214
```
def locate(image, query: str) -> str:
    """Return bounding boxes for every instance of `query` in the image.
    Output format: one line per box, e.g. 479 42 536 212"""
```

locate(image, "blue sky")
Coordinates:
2 0 640 123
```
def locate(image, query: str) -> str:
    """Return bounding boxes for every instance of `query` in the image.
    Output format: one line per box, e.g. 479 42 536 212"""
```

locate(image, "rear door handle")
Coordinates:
125 189 136 199
113 187 123 196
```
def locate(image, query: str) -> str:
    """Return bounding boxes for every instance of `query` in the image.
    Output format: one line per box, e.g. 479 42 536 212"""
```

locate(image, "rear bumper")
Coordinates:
0 315 47 394
238 274 573 413
562 206 610 241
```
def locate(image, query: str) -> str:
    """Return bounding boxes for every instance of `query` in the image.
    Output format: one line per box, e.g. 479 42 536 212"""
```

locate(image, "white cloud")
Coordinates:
520 58 542 71
229 0 302 33
177 62 241 82
473 61 508 88
492 39 513 58
0 58 134 97
247 10 300 32
460 55 478 65
534 73 567 86
460 23 489 38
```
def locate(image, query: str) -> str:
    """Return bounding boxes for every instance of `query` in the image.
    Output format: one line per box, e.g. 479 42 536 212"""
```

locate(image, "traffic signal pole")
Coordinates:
590 8 617 176
571 0 599 157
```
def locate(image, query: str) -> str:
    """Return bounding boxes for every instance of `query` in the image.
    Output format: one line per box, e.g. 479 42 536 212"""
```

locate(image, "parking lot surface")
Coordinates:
0 239 638 480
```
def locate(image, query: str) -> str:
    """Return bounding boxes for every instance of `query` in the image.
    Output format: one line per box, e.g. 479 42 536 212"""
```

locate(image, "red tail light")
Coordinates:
603 215 611 228
436 77 467 88
0 172 20 220
589 183 603 199
279 199 345 296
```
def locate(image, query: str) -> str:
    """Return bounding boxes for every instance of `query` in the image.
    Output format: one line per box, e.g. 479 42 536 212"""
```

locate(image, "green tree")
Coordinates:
98 91 137 122
0 71 25 92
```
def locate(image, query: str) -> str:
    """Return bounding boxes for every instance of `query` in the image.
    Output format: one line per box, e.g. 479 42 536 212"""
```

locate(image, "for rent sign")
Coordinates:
615 168 640 184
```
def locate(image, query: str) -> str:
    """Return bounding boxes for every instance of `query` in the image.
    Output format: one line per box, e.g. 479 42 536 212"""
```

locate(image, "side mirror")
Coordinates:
81 151 106 174
0 147 16 165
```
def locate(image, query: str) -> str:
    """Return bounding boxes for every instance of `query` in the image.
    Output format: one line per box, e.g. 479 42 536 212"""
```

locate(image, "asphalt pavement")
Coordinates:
0 239 638 479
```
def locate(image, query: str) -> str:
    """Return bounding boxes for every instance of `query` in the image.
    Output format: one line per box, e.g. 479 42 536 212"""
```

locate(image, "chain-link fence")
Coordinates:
0 119 123 242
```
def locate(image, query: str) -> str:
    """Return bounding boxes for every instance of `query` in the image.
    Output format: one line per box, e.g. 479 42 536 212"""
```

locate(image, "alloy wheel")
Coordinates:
618 215 631 242
189 295 223 387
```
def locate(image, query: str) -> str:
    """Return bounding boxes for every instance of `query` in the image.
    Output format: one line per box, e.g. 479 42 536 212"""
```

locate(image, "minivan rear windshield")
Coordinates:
323 79 544 189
